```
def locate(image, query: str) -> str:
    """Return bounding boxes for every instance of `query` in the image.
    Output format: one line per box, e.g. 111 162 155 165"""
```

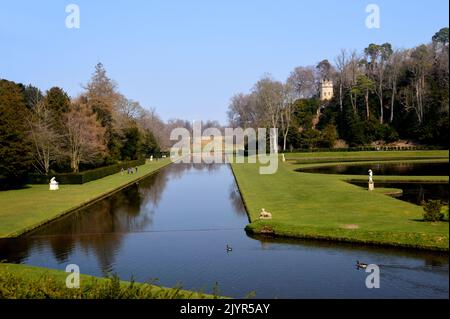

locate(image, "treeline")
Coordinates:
227 27 449 150
0 63 169 184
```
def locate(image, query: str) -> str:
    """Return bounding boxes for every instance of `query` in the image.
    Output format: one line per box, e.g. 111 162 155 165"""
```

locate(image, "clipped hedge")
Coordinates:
27 159 145 185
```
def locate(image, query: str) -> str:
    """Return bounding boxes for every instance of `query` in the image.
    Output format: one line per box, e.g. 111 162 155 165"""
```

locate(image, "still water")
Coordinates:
0 164 448 298
297 162 448 176
349 181 449 206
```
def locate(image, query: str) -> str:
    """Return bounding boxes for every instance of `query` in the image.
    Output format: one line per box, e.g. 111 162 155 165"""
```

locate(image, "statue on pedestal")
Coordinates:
368 169 374 191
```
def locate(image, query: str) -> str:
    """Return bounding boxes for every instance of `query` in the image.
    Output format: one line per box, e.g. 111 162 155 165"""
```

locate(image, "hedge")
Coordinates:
27 159 146 185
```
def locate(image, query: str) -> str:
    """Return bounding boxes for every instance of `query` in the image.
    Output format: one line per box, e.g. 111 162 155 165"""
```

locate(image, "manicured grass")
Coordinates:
0 263 219 299
0 159 172 238
231 151 449 251
286 151 449 164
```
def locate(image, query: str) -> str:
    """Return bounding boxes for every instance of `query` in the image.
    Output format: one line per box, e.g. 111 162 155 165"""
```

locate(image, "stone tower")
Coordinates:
320 79 334 101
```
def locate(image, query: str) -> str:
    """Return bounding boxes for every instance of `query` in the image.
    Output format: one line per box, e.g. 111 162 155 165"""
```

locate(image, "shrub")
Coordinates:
421 200 444 222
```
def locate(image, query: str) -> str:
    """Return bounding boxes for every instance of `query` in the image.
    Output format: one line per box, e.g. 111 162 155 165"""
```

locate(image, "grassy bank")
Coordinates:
0 263 219 299
0 159 172 238
231 151 449 251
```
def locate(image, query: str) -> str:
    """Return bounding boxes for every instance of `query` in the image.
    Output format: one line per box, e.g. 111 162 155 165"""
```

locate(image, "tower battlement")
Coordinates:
320 79 334 101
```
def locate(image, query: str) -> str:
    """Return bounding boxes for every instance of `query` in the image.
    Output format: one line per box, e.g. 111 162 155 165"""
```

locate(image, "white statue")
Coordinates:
49 177 59 190
368 169 373 183
259 208 272 220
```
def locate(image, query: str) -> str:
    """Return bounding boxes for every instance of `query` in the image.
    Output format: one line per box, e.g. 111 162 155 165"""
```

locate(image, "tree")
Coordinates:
0 80 32 181
316 59 333 80
280 82 296 151
23 85 43 110
141 129 160 157
227 93 258 129
351 74 375 119
84 63 121 162
287 66 317 99
432 27 449 46
346 51 363 114
364 43 393 124
253 76 284 153
27 99 60 174
64 99 107 173
120 126 141 160
320 124 338 148
387 50 403 123
404 45 431 124
43 87 71 133
335 49 348 112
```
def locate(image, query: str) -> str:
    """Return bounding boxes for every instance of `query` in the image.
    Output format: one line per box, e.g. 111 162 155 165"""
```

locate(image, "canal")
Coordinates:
0 163 448 298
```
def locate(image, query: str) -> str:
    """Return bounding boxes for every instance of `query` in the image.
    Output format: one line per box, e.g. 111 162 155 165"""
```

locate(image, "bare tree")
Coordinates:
280 82 296 151
286 66 317 99
346 51 362 114
64 99 107 172
227 93 258 129
402 45 432 124
387 50 403 123
27 100 60 174
253 75 284 153
364 43 393 124
335 49 348 111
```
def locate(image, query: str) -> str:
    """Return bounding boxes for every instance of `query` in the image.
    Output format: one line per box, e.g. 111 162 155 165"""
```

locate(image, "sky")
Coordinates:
0 0 448 124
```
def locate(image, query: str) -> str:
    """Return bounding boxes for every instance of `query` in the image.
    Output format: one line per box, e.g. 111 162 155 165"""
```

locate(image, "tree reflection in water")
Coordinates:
0 163 240 272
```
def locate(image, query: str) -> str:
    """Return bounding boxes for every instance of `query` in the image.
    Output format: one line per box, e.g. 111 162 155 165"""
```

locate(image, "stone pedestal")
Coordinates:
49 183 59 190
368 181 374 191
281 154 286 162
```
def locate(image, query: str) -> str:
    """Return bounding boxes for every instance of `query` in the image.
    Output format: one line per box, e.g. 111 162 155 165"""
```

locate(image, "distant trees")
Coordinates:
227 27 449 150
1 63 167 186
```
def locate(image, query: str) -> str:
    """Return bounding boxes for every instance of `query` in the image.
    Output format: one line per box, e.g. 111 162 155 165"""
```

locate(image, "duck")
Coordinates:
226 244 233 252
356 260 368 269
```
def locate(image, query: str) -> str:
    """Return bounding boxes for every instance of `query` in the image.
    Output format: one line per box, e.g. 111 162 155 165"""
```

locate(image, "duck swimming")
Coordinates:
356 260 368 269
226 244 233 252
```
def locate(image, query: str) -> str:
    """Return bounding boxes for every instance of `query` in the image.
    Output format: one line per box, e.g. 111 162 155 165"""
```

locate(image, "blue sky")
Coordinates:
0 0 448 124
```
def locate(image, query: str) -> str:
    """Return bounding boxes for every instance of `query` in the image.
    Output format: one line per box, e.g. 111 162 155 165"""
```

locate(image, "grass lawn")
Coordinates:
0 263 219 299
286 150 448 163
231 151 449 251
0 159 171 238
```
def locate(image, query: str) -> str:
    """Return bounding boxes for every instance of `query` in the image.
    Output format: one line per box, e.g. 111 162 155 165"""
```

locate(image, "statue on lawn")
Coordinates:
49 177 59 190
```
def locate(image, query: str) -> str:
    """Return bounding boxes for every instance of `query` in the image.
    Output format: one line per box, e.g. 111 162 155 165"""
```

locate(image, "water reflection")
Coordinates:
297 162 448 176
0 163 448 298
349 181 449 205
0 163 243 273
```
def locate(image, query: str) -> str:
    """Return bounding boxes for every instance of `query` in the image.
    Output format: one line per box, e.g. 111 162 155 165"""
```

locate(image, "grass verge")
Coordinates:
0 159 172 238
0 263 221 299
231 151 449 251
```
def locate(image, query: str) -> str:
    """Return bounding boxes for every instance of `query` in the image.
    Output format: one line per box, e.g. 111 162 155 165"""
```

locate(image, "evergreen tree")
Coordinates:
0 80 32 183
120 126 141 160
